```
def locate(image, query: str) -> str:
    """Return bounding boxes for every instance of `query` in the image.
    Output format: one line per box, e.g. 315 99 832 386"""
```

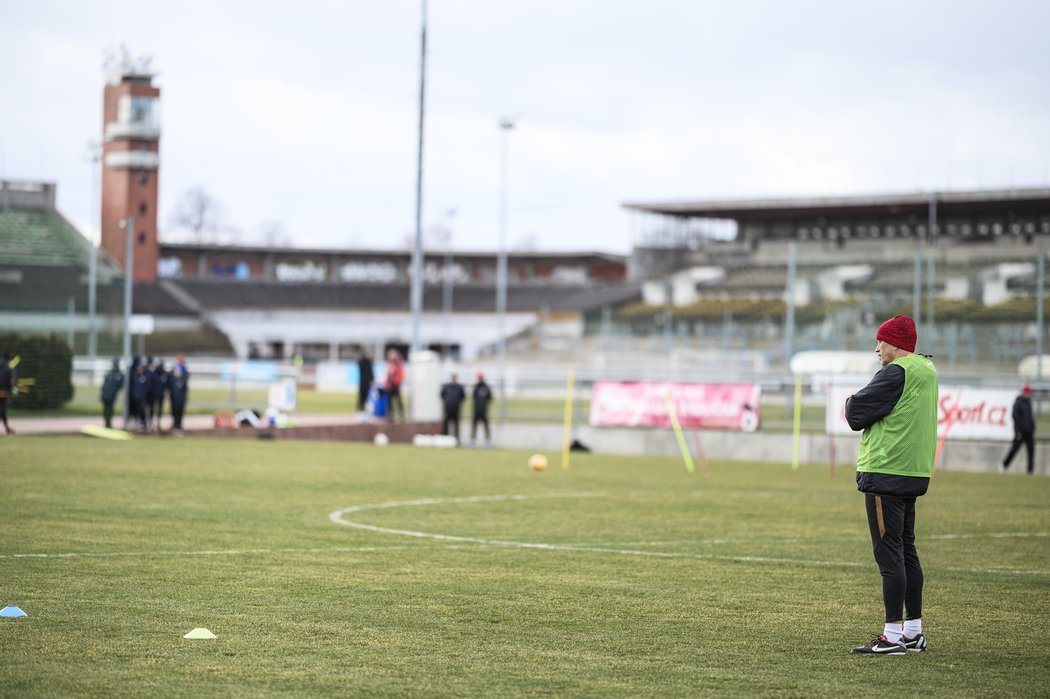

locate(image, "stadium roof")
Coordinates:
622 187 1050 221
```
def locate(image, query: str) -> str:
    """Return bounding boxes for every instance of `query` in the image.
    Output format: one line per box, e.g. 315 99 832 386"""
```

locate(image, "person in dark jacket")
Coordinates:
168 361 189 436
440 374 466 444
470 372 493 448
1001 384 1036 474
100 359 124 429
0 353 14 435
146 358 168 431
357 350 374 415
129 361 150 431
845 315 938 656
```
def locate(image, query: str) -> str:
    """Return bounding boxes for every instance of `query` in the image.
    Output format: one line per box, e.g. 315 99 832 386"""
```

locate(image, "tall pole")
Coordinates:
121 215 134 425
87 143 101 362
926 193 937 340
784 241 797 419
442 209 455 357
409 0 428 358
1037 250 1045 414
784 241 797 368
497 116 516 423
912 244 922 330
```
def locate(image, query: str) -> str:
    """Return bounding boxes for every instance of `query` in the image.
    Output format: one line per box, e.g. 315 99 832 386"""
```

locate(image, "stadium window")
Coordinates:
139 173 149 185
886 226 896 237
139 232 147 245
978 224 990 236
992 223 1003 236
900 225 910 237
139 202 147 216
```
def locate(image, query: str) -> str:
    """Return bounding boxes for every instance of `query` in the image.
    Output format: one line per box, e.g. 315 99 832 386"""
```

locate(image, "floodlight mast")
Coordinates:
120 216 134 426
497 116 517 423
410 0 428 359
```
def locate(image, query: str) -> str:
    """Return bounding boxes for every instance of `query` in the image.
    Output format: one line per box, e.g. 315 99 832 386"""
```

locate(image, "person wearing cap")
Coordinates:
1001 385 1035 475
845 315 938 655
470 372 493 448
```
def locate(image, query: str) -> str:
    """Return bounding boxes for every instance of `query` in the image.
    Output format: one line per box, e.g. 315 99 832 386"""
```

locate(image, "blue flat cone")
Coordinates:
0 606 27 618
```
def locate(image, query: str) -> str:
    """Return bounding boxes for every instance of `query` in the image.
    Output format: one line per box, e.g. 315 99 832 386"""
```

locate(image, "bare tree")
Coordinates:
259 220 290 248
170 187 225 244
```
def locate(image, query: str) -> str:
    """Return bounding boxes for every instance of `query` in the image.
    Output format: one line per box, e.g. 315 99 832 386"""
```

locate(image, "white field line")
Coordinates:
0 546 410 560
329 494 1050 576
3 494 1047 576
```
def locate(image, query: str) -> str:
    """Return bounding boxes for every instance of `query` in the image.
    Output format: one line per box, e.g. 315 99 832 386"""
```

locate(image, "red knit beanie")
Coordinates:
876 315 916 352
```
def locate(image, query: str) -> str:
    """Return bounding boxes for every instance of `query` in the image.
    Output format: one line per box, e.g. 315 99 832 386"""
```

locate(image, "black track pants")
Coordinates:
865 493 924 623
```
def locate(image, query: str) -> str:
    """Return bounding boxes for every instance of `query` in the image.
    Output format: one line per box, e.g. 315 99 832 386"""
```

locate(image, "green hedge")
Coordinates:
0 333 74 410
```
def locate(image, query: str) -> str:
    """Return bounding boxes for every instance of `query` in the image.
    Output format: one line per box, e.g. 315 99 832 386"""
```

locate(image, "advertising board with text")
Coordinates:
589 382 761 432
826 382 1016 440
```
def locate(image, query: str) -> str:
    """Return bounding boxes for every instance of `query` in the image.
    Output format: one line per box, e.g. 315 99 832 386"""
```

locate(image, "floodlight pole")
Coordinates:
87 143 101 363
409 0 428 359
926 193 937 341
1037 251 1045 415
497 116 517 423
442 208 456 356
121 215 134 426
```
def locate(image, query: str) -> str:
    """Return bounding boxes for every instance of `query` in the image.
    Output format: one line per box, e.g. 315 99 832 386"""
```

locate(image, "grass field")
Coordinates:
1 437 1049 697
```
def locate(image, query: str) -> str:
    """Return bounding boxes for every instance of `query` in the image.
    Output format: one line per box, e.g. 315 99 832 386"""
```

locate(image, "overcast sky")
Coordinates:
2 1 1048 254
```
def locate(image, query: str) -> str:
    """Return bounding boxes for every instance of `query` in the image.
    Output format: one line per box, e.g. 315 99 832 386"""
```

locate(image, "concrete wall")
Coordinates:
494 423 1047 476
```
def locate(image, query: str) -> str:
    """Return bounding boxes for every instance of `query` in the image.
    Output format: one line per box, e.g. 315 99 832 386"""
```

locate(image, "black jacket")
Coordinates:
440 383 466 414
845 363 930 498
1013 395 1035 435
472 382 492 416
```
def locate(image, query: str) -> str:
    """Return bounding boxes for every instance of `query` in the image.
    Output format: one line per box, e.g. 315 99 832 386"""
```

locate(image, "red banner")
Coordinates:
589 381 761 432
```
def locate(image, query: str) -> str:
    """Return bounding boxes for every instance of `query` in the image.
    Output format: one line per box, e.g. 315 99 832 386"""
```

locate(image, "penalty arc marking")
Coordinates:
327 493 1050 575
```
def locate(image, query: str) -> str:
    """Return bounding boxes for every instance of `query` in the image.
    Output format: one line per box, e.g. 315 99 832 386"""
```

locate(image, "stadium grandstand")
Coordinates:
620 188 1050 372
3 177 1048 375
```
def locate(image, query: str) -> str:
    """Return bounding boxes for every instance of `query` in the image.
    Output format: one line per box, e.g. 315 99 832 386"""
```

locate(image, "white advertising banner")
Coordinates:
826 382 1016 441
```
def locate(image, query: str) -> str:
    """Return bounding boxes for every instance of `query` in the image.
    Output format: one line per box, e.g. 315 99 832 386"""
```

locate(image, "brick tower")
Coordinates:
100 50 161 282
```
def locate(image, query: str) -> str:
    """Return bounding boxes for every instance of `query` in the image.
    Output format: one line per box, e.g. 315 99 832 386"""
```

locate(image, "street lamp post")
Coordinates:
87 142 101 363
120 215 134 426
497 116 517 423
409 0 428 360
442 209 456 357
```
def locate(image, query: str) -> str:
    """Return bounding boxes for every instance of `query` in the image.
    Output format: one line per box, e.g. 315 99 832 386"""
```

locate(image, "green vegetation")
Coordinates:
0 333 73 409
1 437 1048 697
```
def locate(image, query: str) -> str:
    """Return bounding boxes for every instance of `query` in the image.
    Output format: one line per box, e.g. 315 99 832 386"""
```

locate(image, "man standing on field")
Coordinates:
845 315 937 655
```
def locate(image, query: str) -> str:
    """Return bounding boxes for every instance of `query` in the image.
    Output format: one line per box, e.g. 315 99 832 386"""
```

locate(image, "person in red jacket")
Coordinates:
384 349 406 422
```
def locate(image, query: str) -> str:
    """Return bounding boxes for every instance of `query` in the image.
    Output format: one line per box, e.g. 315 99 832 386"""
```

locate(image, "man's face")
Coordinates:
875 339 896 367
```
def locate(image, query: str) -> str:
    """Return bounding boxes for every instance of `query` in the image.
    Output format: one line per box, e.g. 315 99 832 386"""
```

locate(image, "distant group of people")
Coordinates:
101 354 189 435
440 372 493 447
357 349 406 421
355 348 493 446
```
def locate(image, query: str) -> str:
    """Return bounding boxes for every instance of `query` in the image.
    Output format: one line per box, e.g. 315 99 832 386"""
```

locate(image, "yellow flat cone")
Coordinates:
183 627 217 639
80 425 133 441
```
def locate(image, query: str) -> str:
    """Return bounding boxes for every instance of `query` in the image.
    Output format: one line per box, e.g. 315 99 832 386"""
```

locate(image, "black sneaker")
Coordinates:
902 633 927 652
851 635 906 655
